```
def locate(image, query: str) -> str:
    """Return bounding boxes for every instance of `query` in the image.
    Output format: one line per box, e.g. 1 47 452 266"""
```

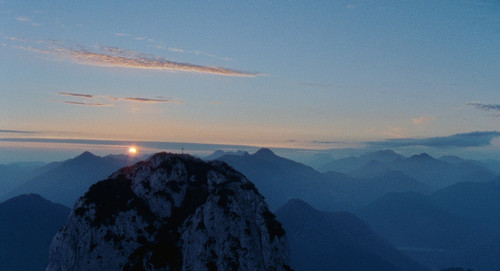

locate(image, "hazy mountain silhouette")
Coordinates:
0 194 70 271
217 148 345 210
276 199 426 271
349 153 495 190
1 152 138 206
0 162 46 197
204 149 249 160
431 178 500 228
318 150 404 173
358 191 500 270
218 148 436 211
324 170 430 208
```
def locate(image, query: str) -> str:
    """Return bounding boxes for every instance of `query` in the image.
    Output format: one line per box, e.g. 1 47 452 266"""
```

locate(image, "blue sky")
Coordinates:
1 1 499 162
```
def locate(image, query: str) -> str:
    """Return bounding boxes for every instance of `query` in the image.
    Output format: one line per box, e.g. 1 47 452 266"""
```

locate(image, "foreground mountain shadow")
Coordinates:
0 194 70 271
46 152 291 271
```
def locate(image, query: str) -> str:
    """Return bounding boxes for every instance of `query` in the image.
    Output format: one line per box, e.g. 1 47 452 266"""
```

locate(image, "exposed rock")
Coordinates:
46 153 291 271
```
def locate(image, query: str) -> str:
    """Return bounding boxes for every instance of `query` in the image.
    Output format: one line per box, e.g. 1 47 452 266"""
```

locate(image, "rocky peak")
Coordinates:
46 152 291 271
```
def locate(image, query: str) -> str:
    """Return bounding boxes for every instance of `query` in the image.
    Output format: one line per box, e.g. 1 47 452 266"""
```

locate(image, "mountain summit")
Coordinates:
46 153 291 271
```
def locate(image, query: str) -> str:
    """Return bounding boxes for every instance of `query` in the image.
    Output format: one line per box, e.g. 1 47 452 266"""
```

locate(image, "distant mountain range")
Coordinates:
346 153 496 190
357 189 500 271
276 199 426 271
317 150 404 173
1 152 139 206
0 194 70 271
214 148 479 211
1 149 499 270
0 161 46 198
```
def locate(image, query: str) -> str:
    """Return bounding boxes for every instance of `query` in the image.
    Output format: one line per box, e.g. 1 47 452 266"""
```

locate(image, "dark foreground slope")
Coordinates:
0 194 70 271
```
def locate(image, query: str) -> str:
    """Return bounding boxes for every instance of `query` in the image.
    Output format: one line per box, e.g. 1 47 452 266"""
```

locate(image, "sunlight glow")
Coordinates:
128 146 138 155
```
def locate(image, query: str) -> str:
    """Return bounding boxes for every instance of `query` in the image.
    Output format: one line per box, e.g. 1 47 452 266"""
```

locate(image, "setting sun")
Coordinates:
128 147 138 155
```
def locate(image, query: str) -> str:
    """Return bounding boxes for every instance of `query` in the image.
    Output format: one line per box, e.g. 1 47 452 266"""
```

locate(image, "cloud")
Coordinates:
168 47 185 53
368 131 500 148
63 48 258 76
0 129 37 134
412 116 435 125
55 92 183 106
58 92 94 98
9 37 244 75
124 97 183 104
467 102 500 112
64 101 114 106
15 16 39 26
15 16 32 22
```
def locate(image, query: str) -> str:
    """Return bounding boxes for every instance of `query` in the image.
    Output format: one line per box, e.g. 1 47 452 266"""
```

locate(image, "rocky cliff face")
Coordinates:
46 153 291 271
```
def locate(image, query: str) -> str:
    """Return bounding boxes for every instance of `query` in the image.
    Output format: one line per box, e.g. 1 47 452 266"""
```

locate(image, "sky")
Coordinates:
1 1 499 162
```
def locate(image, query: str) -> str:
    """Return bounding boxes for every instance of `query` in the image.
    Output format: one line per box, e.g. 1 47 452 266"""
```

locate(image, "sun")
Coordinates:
128 147 138 155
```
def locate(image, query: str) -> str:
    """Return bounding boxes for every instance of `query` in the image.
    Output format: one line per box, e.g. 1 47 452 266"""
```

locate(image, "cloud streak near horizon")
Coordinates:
368 131 500 148
0 129 37 134
56 92 183 106
123 97 183 104
58 92 94 98
64 101 114 107
467 102 500 112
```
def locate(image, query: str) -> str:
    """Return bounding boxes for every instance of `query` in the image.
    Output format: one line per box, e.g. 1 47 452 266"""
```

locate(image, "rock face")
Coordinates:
46 153 290 271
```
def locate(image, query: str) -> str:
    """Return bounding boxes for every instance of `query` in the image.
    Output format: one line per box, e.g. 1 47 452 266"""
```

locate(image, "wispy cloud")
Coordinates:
55 92 183 106
168 47 185 53
15 16 39 26
124 97 183 104
58 92 94 98
62 48 257 76
412 116 435 125
467 102 500 112
16 16 31 22
0 129 37 134
9 38 257 76
5 36 28 42
368 131 500 148
64 101 114 107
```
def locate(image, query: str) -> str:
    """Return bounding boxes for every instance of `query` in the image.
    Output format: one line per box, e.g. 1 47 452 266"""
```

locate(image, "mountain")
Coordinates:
276 199 426 271
217 148 436 211
0 194 70 271
0 162 46 197
431 178 500 228
318 150 404 173
47 153 291 271
358 192 500 270
1 151 138 206
204 150 249 161
216 148 343 211
324 170 430 208
349 153 496 190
